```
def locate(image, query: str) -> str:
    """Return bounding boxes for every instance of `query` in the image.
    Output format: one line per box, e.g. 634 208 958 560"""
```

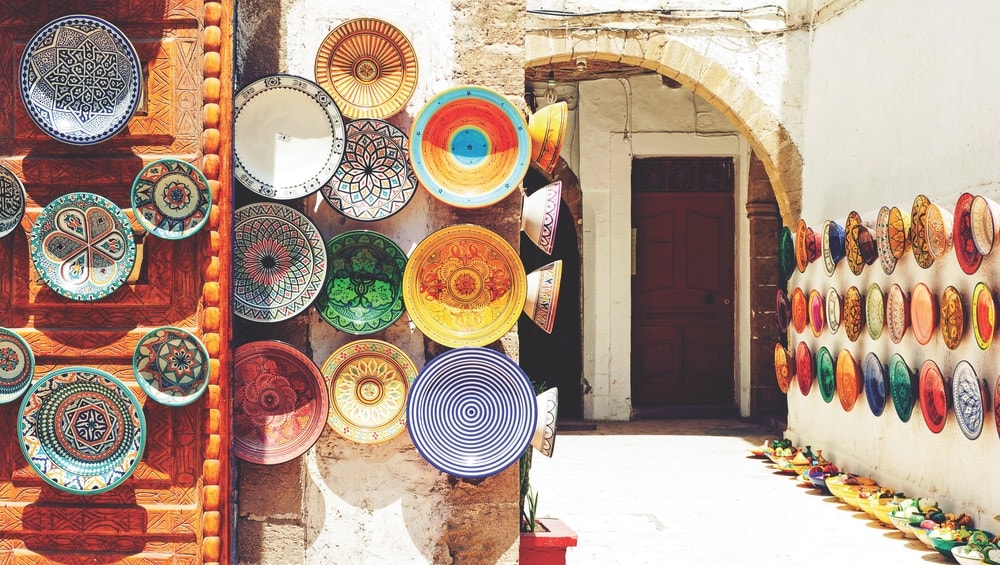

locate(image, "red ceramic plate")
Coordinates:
809 289 825 337
791 287 808 334
885 283 909 344
910 195 934 268
796 341 813 396
843 286 864 342
918 359 948 434
774 343 794 394
910 283 937 345
826 287 842 335
953 192 982 274
972 282 995 350
836 349 861 412
939 286 965 350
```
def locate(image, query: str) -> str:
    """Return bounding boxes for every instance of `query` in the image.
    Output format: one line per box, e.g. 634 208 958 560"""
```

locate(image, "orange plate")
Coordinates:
972 282 995 350
843 286 864 342
774 343 794 394
403 224 527 347
910 282 937 345
836 349 861 412
910 195 934 268
791 287 808 334
939 286 965 350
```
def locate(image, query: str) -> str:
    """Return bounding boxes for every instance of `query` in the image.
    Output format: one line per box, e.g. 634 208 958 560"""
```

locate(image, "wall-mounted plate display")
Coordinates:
816 346 836 403
866 283 884 340
910 195 934 269
779 226 795 282
795 341 813 397
836 349 861 412
808 289 825 337
131 159 212 240
822 220 845 276
889 354 915 423
918 359 947 434
972 282 995 350
887 206 910 260
886 283 909 344
910 282 937 346
0 164 26 238
826 287 842 335
842 286 864 342
875 206 897 275
774 343 793 394
953 192 982 274
939 285 964 350
863 352 887 417
925 200 953 260
970 195 1000 256
0 327 34 404
776 288 791 332
791 287 807 334
952 361 984 441
132 327 210 407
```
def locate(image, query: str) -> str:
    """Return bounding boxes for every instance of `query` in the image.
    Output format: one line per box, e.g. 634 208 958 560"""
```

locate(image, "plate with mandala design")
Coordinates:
0 327 34 404
0 164 26 238
131 159 212 240
133 326 210 406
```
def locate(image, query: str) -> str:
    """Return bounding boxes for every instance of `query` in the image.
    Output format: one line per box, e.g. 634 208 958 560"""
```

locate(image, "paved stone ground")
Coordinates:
528 419 952 564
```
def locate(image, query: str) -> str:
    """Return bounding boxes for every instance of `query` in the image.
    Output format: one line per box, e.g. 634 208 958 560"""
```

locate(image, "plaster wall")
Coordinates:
789 0 1000 533
574 75 750 419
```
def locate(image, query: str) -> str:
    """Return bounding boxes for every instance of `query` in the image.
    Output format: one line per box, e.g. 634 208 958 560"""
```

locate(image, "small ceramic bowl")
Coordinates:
909 524 936 548
930 536 965 561
888 510 920 538
872 502 897 527
952 545 984 565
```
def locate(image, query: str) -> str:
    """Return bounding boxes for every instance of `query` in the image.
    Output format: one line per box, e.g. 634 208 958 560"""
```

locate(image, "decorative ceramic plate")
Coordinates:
970 195 1000 255
874 206 897 275
863 352 887 417
886 284 909 344
778 226 795 282
776 288 791 332
866 283 885 340
972 282 995 350
0 327 34 404
889 354 915 423
910 195 934 268
131 158 212 240
791 287 807 334
836 349 861 412
410 85 530 209
845 212 866 275
532 387 558 457
19 15 141 145
951 361 984 441
939 285 964 350
822 220 845 276
29 192 136 301
403 225 526 348
314 18 418 120
925 201 952 260
826 287 841 335
842 286 864 342
233 341 330 464
887 206 910 260
795 341 813 397
233 203 328 323
132 326 210 406
315 230 406 335
0 164 26 238
406 347 537 478
524 260 563 334
528 101 568 175
808 289 825 337
321 119 417 221
18 367 145 494
918 359 947 434
234 74 346 199
795 219 810 273
816 346 835 404
953 193 982 274
910 282 937 346
320 339 416 444
773 343 793 394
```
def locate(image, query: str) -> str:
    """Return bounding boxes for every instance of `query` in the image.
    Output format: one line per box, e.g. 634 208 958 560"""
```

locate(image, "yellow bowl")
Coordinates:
873 502 898 527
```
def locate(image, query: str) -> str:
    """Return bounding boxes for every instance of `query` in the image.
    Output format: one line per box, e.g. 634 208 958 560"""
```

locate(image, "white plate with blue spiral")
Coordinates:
406 347 537 478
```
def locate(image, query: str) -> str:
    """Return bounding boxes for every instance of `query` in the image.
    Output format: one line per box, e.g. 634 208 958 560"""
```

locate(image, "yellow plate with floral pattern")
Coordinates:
403 224 527 347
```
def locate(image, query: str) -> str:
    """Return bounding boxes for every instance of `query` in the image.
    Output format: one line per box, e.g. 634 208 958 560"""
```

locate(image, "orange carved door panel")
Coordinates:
0 2 231 563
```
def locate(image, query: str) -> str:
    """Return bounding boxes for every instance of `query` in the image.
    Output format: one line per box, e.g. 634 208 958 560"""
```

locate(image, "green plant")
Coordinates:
520 380 547 533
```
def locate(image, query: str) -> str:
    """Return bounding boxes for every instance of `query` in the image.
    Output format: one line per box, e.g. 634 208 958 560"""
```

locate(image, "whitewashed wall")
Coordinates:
789 0 1000 534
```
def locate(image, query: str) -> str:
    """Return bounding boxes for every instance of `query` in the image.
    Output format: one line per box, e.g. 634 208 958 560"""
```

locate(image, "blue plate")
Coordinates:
952 361 984 440
863 352 887 417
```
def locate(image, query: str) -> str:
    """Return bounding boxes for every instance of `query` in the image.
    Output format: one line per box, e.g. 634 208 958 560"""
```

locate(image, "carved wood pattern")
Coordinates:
0 2 231 563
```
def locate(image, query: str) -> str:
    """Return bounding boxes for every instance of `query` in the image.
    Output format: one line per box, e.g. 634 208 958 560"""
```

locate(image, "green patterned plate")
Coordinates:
133 326 210 406
316 230 406 334
889 354 915 423
816 346 836 404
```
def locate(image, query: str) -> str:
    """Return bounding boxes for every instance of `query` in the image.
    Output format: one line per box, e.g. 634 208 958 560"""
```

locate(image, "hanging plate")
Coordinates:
910 195 934 268
778 226 795 282
875 206 897 275
826 287 842 335
0 327 34 404
972 282 995 350
791 287 807 334
808 289 825 337
822 220 845 276
866 283 885 340
939 285 965 350
863 352 887 417
131 158 212 240
816 346 836 404
836 349 861 412
132 326 210 407
773 343 793 394
970 195 1000 255
925 201 953 260
952 361 984 441
885 283 909 344
889 354 916 423
795 219 810 273
887 206 910 260
910 282 937 346
776 288 791 332
0 164 26 238
953 193 982 274
795 341 813 397
842 286 864 342
844 211 866 275
918 359 948 434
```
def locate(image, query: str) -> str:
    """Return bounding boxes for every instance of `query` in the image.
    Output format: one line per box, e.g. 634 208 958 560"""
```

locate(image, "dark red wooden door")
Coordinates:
631 158 735 407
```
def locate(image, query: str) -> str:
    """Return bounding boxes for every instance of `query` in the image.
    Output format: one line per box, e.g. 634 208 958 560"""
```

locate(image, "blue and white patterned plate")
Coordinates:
407 347 537 478
133 326 210 406
18 367 146 495
233 202 327 322
0 164 26 238
952 361 984 440
0 327 34 404
19 15 141 145
29 192 137 301
863 352 887 417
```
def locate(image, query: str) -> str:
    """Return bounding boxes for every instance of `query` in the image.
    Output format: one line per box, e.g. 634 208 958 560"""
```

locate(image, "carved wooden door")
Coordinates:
0 2 232 563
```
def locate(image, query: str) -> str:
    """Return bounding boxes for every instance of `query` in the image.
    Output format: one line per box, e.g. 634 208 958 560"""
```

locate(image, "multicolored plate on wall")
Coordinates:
886 283 909 344
939 285 964 350
910 282 937 346
887 206 910 260
234 203 328 323
776 288 791 331
808 289 825 337
790 287 807 334
952 361 984 441
233 341 330 465
822 220 845 276
29 192 137 301
409 86 530 208
234 74 347 199
795 219 811 273
874 206 897 275
132 326 210 406
844 211 866 275
18 367 146 494
131 158 212 240
953 192 982 274
795 341 813 396
773 343 793 394
925 201 953 260
321 119 417 221
403 225 526 348
970 195 1000 255
842 286 864 342
826 287 841 335
0 327 34 404
835 349 861 412
918 359 947 434
863 352 887 417
889 354 915 423
778 226 795 282
316 230 406 335
866 283 884 340
320 339 417 444
314 18 418 120
0 164 26 238
910 195 934 268
972 282 995 350
816 346 835 403
19 15 141 145
406 347 537 478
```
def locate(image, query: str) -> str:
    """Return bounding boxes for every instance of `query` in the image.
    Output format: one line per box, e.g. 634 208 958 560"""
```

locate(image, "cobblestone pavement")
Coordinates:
528 419 952 565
